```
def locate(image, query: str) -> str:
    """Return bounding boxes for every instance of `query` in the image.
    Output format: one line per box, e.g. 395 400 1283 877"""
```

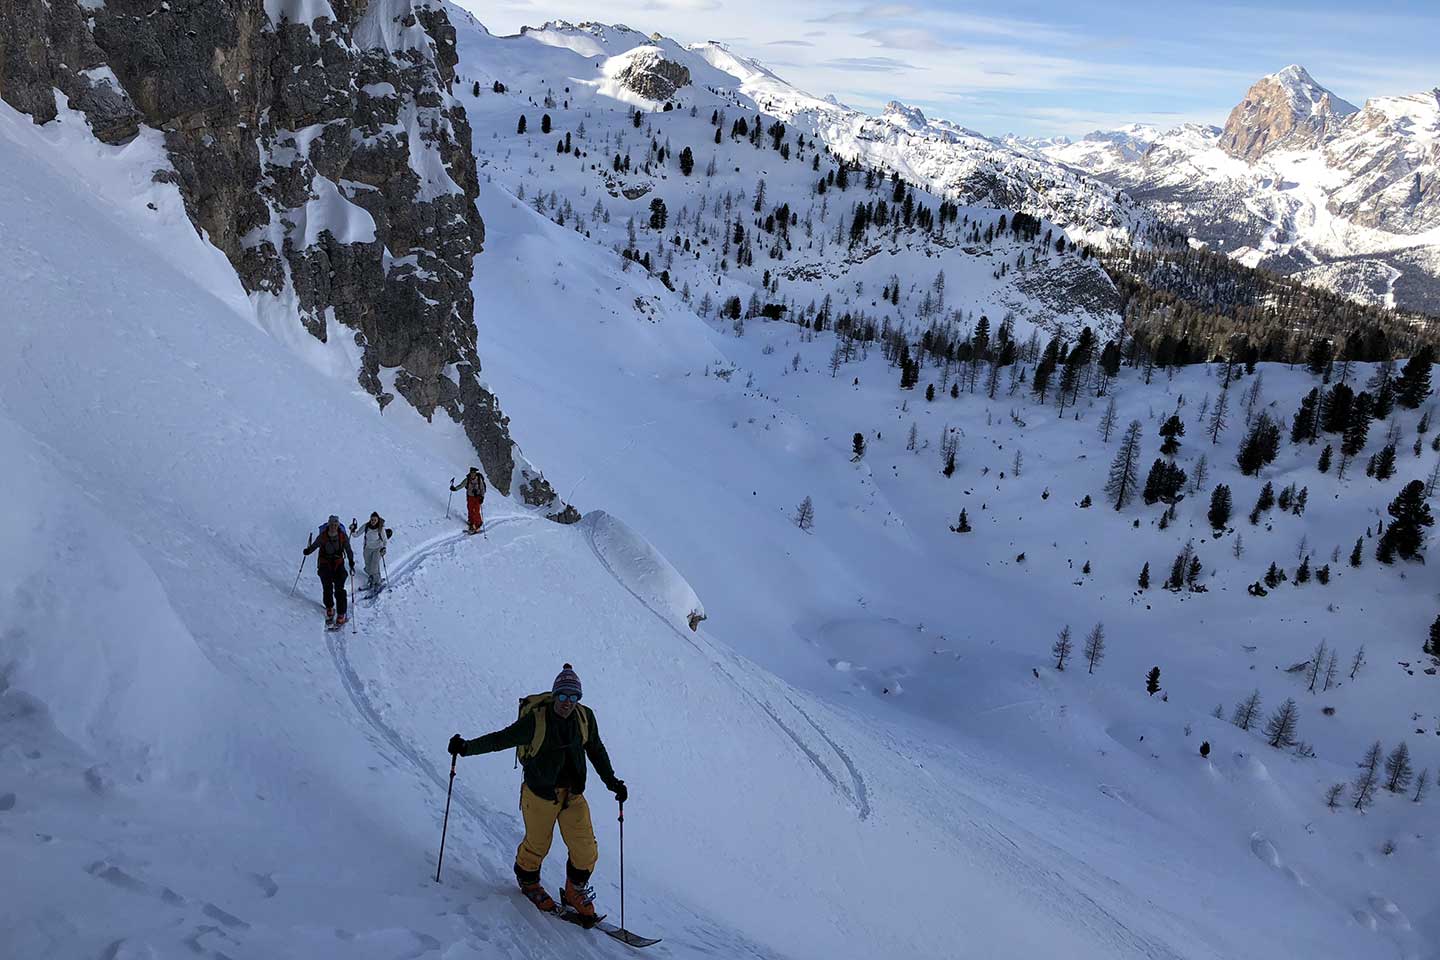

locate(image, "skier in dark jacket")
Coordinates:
449 664 627 920
450 467 486 534
303 515 355 626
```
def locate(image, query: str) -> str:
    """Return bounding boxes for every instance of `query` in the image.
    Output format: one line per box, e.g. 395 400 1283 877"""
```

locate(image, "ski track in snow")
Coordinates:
581 516 872 821
324 517 530 858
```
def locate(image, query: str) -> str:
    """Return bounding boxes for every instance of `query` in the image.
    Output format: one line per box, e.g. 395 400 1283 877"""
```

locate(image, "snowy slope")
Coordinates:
5 22 1440 960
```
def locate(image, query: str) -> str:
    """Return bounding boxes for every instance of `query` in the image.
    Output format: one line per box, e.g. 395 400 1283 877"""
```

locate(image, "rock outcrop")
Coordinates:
615 48 689 101
1219 64 1357 161
0 0 569 512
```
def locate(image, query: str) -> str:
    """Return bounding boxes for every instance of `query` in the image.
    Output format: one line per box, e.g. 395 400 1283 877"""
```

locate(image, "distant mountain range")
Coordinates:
1022 66 1440 314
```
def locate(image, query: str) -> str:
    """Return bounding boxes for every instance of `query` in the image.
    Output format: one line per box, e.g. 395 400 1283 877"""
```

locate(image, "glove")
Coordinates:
612 780 627 804
381 547 387 556
448 734 465 756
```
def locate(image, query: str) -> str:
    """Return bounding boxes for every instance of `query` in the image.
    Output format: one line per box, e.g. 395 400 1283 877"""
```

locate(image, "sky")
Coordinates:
461 0 1439 137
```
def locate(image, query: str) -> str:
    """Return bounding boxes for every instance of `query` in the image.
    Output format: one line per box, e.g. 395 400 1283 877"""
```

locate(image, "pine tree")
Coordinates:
852 432 866 461
1264 562 1282 588
1353 741 1383 810
678 146 694 176
1306 640 1327 692
1290 388 1319 444
1145 666 1161 696
1083 623 1106 674
1208 383 1230 444
541 113 552 134
1316 563 1331 584
1254 481 1275 518
1373 443 1397 481
1349 537 1364 567
793 496 814 531
1232 690 1262 730
1237 413 1281 475
1377 480 1433 563
1106 421 1144 510
1295 555 1311 584
951 509 972 533
1325 783 1346 809
1052 625 1073 671
1098 395 1119 443
1318 443 1333 473
1208 484 1233 530
1384 742 1414 793
1137 561 1150 590
1395 346 1434 409
1264 698 1300 749
1159 415 1185 457
925 383 935 402
517 114 527 134
1427 615 1440 656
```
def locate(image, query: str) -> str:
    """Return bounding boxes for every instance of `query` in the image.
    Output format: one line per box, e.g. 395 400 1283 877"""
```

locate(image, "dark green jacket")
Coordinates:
458 704 620 802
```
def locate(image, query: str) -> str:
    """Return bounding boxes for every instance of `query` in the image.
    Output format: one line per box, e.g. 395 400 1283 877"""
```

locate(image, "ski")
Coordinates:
550 891 660 948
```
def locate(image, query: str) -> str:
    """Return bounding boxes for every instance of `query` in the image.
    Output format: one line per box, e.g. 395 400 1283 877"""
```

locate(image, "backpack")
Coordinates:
467 472 487 499
315 525 349 566
514 692 590 766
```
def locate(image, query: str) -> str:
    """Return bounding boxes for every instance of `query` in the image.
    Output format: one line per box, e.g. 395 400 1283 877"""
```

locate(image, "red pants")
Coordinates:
467 495 483 529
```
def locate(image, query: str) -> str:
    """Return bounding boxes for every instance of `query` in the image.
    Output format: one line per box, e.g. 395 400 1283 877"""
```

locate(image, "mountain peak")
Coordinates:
1219 65 1357 161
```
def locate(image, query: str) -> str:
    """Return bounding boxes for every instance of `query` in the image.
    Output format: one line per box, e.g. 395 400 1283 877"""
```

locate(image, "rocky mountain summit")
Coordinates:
1218 64 1357 161
0 0 570 512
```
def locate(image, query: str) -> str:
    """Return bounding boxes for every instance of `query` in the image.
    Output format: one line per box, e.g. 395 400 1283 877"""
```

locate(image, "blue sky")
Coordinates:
472 0 1438 136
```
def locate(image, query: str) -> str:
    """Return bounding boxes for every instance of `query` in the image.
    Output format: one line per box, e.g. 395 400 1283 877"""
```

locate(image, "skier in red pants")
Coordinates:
303 515 355 626
450 467 486 534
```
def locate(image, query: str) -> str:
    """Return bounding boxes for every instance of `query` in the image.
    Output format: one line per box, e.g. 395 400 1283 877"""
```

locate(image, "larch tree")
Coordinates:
1083 623 1106 674
1106 420 1144 510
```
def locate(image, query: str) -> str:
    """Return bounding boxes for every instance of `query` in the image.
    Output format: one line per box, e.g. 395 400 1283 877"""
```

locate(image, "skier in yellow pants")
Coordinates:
449 664 627 920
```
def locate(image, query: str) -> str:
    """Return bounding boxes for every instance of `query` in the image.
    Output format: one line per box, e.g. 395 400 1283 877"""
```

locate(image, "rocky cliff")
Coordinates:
1218 64 1356 161
0 0 569 512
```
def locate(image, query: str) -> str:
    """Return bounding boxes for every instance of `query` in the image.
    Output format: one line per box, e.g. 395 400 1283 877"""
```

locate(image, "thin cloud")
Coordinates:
822 56 919 73
858 27 953 52
767 39 816 47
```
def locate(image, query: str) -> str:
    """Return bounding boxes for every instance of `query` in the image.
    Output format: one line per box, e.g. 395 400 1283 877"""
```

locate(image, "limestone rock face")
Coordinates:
1219 65 1357 161
0 0 570 508
615 49 690 101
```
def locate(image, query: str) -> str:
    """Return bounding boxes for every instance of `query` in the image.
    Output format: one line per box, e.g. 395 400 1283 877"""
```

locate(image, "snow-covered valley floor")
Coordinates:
3 23 1440 960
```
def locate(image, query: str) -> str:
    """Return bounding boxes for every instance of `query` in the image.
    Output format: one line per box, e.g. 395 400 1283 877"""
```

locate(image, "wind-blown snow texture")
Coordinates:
2 16 1439 960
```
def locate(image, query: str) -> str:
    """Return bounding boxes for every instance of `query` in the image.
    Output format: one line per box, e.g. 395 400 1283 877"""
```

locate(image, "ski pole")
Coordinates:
618 801 625 938
436 753 457 882
349 565 357 634
290 534 311 597
381 550 390 589
445 478 455 520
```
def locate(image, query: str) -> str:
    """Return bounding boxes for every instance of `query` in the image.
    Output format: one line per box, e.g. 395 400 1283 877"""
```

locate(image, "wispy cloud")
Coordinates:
857 27 951 52
822 56 921 73
767 39 816 47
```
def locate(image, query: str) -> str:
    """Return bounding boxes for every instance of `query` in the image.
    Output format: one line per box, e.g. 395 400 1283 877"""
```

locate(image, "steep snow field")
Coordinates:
4 24 1440 960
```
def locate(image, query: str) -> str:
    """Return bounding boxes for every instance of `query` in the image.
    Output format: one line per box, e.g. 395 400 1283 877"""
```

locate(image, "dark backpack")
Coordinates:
514 692 589 766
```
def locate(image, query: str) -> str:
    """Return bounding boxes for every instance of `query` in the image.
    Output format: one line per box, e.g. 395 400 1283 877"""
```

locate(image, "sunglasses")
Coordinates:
554 693 581 704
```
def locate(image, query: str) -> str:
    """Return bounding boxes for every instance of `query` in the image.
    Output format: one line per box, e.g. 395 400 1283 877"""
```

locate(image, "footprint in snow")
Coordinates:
0 792 15 810
1368 895 1411 931
1248 832 1282 869
250 872 279 899
202 903 250 930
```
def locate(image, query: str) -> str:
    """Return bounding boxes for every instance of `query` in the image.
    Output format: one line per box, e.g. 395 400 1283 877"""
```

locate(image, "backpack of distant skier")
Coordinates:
514 692 590 766
314 525 350 567
467 472 486 500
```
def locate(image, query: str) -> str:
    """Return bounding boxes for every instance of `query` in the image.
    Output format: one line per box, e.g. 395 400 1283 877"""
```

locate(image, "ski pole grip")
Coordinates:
618 800 624 823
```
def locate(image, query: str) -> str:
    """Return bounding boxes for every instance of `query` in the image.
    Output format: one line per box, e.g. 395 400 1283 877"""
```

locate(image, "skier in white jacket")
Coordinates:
362 512 389 593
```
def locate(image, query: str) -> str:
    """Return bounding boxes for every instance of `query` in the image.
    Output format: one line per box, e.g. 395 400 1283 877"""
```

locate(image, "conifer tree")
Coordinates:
679 146 694 176
1146 667 1161 696
1264 698 1300 749
1377 480 1433 563
541 113 552 134
1396 346 1434 409
793 496 814 531
517 114 527 134
1384 742 1414 793
1353 741 1383 810
1350 644 1366 678
1106 421 1144 510
1349 537 1364 567
1137 561 1150 590
1159 415 1185 457
1290 388 1319 444
1052 625 1073 671
1374 443 1397 481
1208 383 1230 444
851 432 866 461
1083 623 1105 674
1325 783 1346 808
1237 413 1281 475
1232 690 1262 730
1098 395 1119 443
1427 615 1440 656
1208 484 1232 530
1318 443 1333 473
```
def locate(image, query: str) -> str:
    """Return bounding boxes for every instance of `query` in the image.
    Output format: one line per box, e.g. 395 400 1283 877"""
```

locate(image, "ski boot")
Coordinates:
325 607 335 627
334 613 349 627
561 876 599 926
515 865 555 912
